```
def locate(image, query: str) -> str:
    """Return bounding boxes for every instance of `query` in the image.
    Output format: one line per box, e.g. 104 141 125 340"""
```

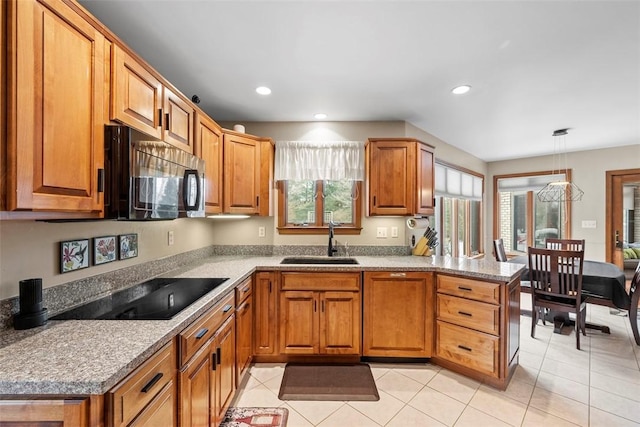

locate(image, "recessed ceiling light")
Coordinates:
451 85 471 95
256 86 271 95
314 113 327 120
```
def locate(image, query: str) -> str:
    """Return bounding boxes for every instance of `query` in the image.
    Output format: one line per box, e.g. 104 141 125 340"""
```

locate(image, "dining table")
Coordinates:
508 255 630 334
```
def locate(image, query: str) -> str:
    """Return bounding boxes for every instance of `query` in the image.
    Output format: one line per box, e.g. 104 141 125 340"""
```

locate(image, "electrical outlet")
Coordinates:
391 226 398 238
168 231 174 246
376 227 388 238
258 226 266 237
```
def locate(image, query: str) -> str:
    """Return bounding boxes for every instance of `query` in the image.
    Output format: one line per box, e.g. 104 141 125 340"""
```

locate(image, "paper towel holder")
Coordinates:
13 278 48 330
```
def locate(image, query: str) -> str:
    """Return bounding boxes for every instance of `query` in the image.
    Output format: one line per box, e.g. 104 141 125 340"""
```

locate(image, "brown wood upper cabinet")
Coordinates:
223 130 274 216
4 0 106 216
367 138 435 216
195 113 224 214
111 45 194 153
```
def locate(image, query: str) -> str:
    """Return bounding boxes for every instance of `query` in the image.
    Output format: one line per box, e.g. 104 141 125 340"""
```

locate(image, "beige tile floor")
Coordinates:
230 299 640 426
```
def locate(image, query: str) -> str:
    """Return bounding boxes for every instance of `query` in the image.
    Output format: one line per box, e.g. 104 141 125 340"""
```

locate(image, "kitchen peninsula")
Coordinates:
0 255 523 426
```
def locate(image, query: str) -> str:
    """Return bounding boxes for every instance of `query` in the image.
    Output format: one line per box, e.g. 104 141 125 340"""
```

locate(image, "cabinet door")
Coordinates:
223 133 261 214
368 140 414 215
111 44 162 139
279 291 318 354
195 114 223 214
162 87 194 153
213 316 236 426
254 272 277 355
319 291 360 355
129 381 176 427
7 0 105 213
363 272 434 357
415 142 434 214
236 295 253 384
179 345 213 427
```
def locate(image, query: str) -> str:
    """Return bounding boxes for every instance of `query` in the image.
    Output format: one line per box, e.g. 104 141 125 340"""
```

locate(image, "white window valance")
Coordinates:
274 140 365 181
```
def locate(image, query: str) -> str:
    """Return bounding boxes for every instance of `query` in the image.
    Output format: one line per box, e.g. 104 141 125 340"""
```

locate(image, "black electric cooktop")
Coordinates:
51 277 228 320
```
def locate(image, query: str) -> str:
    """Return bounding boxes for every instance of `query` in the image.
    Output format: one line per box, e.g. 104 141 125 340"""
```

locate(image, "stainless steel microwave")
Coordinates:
104 125 205 220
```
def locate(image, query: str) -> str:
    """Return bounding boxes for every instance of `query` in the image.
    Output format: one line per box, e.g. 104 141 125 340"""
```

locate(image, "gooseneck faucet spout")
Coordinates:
328 221 338 257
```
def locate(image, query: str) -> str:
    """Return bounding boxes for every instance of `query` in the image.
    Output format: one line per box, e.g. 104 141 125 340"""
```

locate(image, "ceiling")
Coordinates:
78 0 640 162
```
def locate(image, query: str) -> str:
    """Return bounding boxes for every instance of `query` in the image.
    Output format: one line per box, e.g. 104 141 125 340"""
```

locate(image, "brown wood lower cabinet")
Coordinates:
279 272 361 356
0 397 94 426
363 271 434 357
235 278 253 385
106 341 176 427
434 274 520 390
254 272 278 356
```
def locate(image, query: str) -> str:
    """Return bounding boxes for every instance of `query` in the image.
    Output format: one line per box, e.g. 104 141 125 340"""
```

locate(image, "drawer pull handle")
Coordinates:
390 273 406 277
212 353 217 370
458 345 472 352
216 347 222 365
242 286 251 293
458 286 473 291
458 311 473 317
222 304 233 313
195 328 209 339
141 373 163 393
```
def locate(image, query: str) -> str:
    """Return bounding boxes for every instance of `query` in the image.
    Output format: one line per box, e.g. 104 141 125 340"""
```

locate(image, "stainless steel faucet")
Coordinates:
328 221 338 257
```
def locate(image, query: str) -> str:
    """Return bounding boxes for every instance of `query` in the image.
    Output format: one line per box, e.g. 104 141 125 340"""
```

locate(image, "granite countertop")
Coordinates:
0 255 525 396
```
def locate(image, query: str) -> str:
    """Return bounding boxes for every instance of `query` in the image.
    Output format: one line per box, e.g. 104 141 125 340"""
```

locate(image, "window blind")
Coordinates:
435 163 483 201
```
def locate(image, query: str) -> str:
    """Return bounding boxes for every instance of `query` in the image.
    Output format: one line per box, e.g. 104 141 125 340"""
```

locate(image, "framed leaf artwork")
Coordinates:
94 236 117 265
119 233 138 260
60 239 90 273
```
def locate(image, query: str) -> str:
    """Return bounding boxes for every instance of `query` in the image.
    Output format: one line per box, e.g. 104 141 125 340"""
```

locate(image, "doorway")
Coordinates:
605 168 640 268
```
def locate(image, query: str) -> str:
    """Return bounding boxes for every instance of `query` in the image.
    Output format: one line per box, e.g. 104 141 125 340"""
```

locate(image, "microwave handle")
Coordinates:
183 169 201 211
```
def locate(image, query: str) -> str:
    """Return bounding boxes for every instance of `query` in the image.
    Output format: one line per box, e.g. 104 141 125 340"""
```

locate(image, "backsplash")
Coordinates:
0 244 409 331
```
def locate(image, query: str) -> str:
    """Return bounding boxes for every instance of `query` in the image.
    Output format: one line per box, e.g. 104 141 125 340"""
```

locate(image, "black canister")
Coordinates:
13 278 48 330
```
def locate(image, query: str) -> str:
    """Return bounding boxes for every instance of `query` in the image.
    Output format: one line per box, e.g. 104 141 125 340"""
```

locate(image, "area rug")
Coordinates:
220 407 288 427
278 363 379 401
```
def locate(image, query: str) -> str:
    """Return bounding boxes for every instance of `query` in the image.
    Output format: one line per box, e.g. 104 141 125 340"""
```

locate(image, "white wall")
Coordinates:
487 144 640 261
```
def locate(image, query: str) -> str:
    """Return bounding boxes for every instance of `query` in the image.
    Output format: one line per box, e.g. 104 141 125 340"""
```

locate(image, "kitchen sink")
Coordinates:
51 277 228 320
280 257 359 265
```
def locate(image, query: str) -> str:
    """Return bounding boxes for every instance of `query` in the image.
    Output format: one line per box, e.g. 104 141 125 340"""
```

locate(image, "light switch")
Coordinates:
581 220 597 229
391 226 398 238
376 227 388 238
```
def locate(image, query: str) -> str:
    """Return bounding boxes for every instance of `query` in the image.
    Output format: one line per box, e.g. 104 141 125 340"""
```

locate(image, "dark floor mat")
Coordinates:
278 363 379 401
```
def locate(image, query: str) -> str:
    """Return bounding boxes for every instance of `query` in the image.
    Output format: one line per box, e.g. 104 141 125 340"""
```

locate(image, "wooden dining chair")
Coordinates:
630 263 640 346
528 247 586 349
493 238 508 262
545 238 585 252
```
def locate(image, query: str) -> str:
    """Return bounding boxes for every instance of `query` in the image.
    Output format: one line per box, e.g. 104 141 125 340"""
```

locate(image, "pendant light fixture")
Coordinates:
536 128 584 202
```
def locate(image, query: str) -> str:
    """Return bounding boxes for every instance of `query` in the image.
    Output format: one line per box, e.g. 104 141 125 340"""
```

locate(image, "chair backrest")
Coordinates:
493 238 507 262
528 246 584 300
545 238 585 252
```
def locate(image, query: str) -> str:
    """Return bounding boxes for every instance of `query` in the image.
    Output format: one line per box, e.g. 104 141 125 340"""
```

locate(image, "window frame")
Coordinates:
434 160 485 258
277 180 363 235
493 170 573 254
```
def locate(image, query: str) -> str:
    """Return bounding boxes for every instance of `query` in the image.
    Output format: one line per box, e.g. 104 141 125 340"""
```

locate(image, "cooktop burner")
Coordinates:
51 277 228 320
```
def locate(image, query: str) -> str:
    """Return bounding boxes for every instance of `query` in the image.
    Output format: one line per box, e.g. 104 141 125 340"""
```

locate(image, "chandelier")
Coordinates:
536 129 584 202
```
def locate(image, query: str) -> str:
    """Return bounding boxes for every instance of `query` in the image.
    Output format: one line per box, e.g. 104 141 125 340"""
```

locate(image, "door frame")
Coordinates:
605 168 640 266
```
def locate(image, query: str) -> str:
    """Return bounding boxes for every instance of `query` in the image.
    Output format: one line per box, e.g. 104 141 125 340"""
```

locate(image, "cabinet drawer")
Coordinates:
437 294 499 335
107 341 176 427
235 277 252 304
178 292 234 367
281 272 360 291
437 275 500 304
436 321 499 377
